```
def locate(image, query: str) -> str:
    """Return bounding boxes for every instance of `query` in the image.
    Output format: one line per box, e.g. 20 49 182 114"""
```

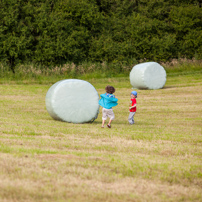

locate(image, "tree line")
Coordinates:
0 0 202 73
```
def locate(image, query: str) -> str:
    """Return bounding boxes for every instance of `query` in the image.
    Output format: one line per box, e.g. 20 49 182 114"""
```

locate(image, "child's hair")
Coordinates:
105 85 115 94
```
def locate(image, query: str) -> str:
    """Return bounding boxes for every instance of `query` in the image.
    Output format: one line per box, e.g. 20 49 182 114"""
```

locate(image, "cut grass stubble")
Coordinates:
0 73 202 202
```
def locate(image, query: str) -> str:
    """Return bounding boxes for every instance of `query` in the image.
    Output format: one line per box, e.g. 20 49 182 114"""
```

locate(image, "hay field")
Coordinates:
0 73 202 202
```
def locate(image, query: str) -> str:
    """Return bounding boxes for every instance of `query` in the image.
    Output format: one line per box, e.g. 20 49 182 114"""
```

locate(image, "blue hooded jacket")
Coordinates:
99 93 118 109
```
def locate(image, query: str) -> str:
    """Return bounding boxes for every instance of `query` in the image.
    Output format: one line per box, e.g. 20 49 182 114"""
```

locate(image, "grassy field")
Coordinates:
0 72 202 202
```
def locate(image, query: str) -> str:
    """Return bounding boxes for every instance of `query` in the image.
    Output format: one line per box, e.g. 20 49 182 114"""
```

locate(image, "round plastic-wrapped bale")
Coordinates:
130 62 166 90
46 79 99 123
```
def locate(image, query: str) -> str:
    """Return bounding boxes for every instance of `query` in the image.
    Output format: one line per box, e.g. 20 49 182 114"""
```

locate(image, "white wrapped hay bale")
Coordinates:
46 79 99 123
130 62 166 89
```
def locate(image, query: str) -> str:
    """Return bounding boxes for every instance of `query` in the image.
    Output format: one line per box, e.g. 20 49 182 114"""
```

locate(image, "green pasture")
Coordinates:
0 72 202 202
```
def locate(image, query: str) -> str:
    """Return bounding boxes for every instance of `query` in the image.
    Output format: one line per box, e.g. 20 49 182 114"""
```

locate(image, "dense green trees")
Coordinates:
0 0 202 72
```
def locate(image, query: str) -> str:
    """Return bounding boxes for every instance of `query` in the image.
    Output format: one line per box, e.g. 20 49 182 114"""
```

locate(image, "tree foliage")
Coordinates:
0 0 202 71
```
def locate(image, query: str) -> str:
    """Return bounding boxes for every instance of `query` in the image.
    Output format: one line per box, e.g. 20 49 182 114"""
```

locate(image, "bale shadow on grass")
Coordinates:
132 86 176 90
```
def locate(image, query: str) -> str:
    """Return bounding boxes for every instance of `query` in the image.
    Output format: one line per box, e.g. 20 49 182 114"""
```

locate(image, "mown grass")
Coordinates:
0 68 202 202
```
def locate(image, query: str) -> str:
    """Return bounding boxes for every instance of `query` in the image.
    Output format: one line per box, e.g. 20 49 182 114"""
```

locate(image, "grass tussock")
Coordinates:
1 58 202 84
161 58 202 75
0 72 202 201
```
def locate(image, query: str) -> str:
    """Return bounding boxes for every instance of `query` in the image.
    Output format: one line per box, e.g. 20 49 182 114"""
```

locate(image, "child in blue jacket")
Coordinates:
99 85 118 128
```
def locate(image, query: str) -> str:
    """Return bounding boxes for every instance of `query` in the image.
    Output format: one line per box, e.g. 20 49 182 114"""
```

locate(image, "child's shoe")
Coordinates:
107 124 111 128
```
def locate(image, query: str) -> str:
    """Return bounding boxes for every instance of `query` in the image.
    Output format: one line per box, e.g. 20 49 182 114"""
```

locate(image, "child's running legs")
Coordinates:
102 108 114 128
107 119 113 128
128 112 136 124
101 119 105 128
102 118 113 128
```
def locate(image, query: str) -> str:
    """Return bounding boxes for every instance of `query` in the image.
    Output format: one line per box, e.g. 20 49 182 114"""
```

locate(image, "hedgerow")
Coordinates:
0 0 202 73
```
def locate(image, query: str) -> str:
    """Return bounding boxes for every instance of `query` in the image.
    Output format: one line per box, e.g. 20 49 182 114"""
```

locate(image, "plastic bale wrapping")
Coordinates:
46 79 99 123
130 62 167 90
